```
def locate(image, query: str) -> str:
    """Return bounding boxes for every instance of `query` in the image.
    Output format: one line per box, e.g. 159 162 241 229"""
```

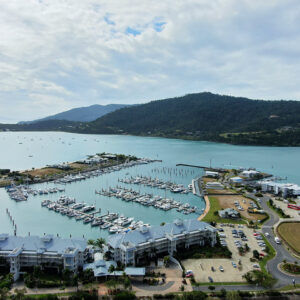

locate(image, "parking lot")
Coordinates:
182 224 267 283
271 198 300 219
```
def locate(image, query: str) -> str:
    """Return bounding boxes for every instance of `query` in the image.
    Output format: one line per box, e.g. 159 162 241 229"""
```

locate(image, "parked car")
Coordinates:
219 266 224 272
231 262 237 268
208 276 213 283
253 264 260 269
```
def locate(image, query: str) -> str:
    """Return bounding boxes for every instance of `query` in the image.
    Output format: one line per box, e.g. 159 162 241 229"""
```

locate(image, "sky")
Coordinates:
1 0 300 123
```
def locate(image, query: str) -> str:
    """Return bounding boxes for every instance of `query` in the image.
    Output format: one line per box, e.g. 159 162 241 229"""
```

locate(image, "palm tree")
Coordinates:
87 239 95 246
95 238 106 251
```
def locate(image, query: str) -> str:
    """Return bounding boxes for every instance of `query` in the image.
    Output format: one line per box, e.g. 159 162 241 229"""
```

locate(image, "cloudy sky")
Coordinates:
1 0 300 123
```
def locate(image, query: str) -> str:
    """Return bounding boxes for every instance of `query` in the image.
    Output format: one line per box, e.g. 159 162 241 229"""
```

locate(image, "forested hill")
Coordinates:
19 104 129 123
79 92 300 146
1 92 300 146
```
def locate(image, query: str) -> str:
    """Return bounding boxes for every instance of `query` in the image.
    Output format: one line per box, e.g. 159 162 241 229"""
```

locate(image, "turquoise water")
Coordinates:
1 132 300 239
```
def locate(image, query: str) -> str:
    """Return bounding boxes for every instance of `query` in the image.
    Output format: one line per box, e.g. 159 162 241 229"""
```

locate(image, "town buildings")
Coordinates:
258 180 300 198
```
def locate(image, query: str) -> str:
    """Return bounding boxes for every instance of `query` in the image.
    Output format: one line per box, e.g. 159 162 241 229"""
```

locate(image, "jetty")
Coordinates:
176 163 226 172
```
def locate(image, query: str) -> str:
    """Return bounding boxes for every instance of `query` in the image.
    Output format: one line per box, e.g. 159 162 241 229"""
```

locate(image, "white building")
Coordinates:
205 171 219 178
241 170 260 178
0 234 89 281
259 181 300 198
205 181 224 190
107 219 217 266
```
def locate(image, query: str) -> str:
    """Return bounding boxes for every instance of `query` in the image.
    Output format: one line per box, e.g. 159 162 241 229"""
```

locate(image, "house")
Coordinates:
106 219 217 266
83 260 145 278
218 208 240 219
0 234 89 281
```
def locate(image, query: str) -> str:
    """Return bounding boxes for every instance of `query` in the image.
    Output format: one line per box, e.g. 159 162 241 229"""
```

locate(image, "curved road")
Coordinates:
247 193 300 288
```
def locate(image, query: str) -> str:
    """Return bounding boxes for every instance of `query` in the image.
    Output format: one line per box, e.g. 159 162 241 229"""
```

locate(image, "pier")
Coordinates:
176 163 226 172
6 209 17 235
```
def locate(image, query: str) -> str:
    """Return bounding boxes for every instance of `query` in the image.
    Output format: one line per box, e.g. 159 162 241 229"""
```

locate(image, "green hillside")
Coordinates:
81 92 300 146
1 92 300 146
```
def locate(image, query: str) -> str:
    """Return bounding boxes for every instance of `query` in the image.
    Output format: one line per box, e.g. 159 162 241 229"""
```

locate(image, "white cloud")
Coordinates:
0 0 300 122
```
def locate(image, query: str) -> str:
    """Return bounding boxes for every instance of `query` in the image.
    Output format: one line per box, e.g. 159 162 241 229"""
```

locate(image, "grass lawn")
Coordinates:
259 234 276 274
202 196 246 224
193 281 246 286
279 283 300 291
277 222 300 254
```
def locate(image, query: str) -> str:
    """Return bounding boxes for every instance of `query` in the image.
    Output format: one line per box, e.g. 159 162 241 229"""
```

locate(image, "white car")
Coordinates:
265 232 270 237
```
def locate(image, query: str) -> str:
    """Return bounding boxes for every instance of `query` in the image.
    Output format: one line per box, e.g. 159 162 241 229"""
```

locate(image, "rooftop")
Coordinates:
83 260 145 277
107 219 216 249
0 235 87 256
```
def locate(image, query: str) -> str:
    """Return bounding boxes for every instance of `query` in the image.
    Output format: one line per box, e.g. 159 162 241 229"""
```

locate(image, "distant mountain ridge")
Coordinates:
19 104 129 123
2 92 300 146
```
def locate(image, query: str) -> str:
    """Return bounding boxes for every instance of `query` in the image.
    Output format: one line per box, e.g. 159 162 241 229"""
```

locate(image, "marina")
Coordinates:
118 175 191 194
0 132 300 240
41 195 148 234
96 186 199 214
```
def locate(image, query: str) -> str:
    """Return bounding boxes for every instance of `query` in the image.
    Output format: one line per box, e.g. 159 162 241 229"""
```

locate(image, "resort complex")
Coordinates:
0 234 89 281
1 151 300 298
106 219 217 266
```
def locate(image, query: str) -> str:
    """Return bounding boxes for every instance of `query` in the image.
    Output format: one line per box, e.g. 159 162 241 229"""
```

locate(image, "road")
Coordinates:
246 192 300 288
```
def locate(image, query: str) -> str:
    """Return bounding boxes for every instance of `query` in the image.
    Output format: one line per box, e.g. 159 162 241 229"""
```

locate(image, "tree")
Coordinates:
243 270 276 288
123 277 131 290
244 243 250 252
208 285 215 291
0 288 9 300
11 288 27 300
87 239 95 246
108 264 116 274
253 250 260 260
226 291 241 300
80 269 94 284
94 238 106 251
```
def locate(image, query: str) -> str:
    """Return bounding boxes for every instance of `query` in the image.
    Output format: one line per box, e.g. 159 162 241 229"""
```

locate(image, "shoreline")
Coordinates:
198 195 210 221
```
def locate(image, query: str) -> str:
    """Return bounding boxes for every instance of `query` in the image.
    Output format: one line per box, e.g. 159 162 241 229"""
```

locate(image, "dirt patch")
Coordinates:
207 189 236 195
69 162 87 169
214 195 265 221
277 222 300 254
23 168 64 177
203 177 217 183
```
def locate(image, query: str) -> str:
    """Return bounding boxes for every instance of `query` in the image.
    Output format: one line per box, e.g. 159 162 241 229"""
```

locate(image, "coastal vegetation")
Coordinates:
1 92 300 146
277 222 300 254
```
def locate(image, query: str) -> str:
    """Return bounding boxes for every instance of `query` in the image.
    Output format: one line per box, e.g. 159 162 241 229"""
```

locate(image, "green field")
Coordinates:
277 222 300 254
202 196 246 224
